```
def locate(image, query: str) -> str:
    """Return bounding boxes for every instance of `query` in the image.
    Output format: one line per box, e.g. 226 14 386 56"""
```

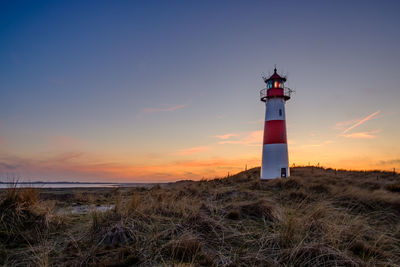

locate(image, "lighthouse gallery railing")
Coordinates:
260 87 292 101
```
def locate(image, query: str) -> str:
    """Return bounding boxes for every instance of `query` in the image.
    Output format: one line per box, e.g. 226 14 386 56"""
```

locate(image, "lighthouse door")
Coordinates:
281 168 287 178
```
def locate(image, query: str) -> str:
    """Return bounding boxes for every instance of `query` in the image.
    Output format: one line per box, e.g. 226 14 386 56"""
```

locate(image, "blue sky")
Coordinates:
1 0 399 181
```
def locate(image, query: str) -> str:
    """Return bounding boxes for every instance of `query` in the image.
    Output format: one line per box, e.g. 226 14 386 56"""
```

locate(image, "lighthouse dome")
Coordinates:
263 68 287 83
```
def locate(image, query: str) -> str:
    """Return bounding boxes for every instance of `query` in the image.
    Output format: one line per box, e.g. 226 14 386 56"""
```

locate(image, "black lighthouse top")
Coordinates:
263 68 287 83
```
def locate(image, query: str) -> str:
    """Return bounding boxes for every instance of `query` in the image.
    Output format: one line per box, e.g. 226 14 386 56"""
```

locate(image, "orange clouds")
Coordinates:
216 131 263 146
215 133 238 139
1 106 395 183
341 130 380 139
174 146 211 155
0 152 259 182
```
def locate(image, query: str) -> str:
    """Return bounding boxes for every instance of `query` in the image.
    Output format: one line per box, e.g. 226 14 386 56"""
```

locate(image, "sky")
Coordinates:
0 0 400 182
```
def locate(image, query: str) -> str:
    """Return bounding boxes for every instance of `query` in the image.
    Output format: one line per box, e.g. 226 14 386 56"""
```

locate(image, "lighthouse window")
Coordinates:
280 133 283 139
279 109 282 116
274 81 279 88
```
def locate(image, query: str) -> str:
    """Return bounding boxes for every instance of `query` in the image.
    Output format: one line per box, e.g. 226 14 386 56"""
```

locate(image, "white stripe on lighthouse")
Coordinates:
261 143 289 179
265 98 286 121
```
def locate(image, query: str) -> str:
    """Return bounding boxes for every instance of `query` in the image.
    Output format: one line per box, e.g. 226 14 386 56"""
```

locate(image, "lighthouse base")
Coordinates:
261 143 290 179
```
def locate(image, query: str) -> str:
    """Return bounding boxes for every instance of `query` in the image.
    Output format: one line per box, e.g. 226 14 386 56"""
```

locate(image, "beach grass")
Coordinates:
1 167 399 266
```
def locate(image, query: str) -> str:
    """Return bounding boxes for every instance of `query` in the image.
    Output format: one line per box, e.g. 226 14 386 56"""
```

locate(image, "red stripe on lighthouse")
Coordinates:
267 88 284 97
263 120 287 144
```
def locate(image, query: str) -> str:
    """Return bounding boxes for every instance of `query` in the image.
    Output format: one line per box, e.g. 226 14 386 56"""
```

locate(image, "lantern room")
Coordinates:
264 68 287 88
260 68 291 102
266 80 284 89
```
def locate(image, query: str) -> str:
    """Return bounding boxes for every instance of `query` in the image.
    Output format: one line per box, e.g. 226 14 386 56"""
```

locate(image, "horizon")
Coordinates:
1 0 400 182
0 165 397 184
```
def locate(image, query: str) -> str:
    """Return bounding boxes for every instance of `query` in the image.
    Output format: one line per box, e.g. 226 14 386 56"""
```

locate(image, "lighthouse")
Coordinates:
260 68 292 179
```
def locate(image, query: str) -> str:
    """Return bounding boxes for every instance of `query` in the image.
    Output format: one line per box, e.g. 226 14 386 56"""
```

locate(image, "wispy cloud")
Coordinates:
215 133 238 140
342 110 381 134
217 130 263 146
299 140 333 149
341 130 380 139
379 159 400 166
333 118 361 130
173 146 211 156
51 151 85 162
137 104 187 117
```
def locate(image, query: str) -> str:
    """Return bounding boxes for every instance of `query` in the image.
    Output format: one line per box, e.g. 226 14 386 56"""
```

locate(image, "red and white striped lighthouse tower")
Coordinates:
260 68 292 179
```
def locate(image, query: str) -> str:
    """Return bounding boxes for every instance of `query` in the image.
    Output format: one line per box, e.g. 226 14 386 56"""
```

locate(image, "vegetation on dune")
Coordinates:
1 167 400 266
0 183 63 266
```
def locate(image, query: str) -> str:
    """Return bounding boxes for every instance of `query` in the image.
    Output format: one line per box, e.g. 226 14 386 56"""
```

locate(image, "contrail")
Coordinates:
342 110 381 133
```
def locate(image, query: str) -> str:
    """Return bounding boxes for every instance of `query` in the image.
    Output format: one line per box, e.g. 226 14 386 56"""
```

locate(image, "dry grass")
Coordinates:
0 183 63 266
1 167 400 266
